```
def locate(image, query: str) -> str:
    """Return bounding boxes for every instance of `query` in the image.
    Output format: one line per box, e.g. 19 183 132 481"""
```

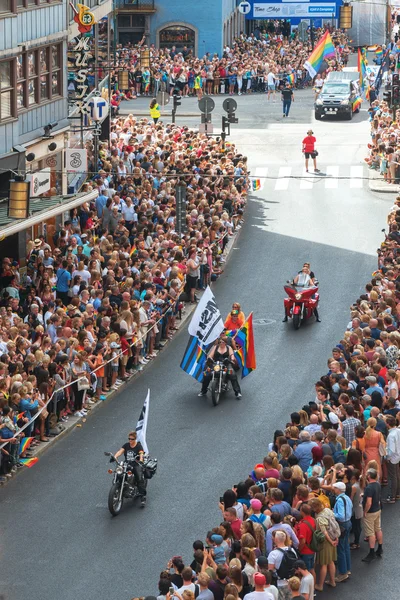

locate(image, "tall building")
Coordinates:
115 0 245 56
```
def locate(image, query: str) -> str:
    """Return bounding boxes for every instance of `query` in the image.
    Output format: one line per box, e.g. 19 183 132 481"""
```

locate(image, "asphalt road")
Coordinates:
2 91 399 600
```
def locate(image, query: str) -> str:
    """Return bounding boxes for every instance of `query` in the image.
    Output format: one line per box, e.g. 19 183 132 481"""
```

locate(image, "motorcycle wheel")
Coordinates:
211 378 220 406
293 313 301 330
108 483 123 516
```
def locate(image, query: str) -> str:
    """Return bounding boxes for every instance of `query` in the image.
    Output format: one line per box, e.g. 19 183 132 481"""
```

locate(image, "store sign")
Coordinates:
30 169 51 197
66 148 88 173
71 2 96 34
87 96 109 121
71 36 93 116
245 0 338 18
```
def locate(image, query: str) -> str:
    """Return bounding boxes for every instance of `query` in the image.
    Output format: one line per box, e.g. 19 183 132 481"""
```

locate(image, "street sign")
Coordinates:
198 97 215 113
238 1 251 15
156 91 170 107
222 98 238 113
199 123 214 134
298 21 308 43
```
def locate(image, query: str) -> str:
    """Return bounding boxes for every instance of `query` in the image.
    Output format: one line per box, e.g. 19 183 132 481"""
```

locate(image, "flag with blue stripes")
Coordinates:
180 335 210 382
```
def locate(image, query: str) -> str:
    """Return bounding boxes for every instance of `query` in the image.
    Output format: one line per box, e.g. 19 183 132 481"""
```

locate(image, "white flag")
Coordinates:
188 286 224 346
135 389 149 453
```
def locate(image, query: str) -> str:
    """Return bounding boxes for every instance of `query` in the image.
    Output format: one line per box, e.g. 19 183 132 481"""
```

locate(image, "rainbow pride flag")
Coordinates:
367 45 379 52
252 179 261 191
358 48 367 92
19 437 34 454
228 314 256 378
287 73 295 86
353 97 362 111
20 457 39 468
376 48 383 59
304 31 336 78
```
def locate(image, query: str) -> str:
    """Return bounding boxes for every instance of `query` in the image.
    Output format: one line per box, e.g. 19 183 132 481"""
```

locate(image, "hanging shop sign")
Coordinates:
69 3 96 116
29 169 51 197
70 2 96 34
66 148 88 173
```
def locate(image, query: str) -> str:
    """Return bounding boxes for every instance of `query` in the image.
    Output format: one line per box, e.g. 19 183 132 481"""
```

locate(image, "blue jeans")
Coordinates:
283 100 291 116
337 520 352 575
300 553 315 570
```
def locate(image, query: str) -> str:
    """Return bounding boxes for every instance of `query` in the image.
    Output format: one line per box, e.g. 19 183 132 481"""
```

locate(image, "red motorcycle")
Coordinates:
283 282 320 330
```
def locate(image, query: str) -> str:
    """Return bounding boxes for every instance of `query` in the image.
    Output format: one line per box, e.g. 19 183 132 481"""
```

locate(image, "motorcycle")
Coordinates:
104 452 157 516
283 281 319 330
207 358 231 407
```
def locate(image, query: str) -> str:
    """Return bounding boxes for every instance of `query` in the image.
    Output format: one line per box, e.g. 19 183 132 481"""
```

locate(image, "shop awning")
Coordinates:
0 189 98 240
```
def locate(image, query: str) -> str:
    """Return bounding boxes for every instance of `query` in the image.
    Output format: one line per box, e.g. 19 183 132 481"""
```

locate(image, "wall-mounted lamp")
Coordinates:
48 142 57 152
26 152 36 162
8 176 30 219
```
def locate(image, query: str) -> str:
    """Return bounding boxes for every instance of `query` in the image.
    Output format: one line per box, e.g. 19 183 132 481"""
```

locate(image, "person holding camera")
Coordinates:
302 130 320 174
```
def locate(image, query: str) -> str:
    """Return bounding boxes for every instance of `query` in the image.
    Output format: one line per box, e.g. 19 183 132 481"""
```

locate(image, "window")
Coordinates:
159 25 196 51
17 43 62 110
17 0 60 7
0 60 15 121
0 0 15 14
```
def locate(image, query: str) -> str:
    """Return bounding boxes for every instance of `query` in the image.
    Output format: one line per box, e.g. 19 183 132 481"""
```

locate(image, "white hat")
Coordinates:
328 412 340 425
332 482 346 492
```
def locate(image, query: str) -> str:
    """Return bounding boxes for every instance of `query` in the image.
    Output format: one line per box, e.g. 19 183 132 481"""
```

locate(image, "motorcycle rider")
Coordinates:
283 265 321 322
113 431 147 507
198 336 242 399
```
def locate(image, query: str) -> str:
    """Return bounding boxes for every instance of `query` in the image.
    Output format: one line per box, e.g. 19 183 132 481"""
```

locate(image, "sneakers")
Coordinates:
140 496 147 508
235 392 242 399
383 497 396 503
139 358 148 365
74 411 84 417
335 574 349 583
198 391 207 397
362 552 376 563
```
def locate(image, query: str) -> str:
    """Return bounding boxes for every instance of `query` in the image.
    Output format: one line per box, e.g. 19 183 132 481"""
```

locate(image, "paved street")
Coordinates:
2 91 399 600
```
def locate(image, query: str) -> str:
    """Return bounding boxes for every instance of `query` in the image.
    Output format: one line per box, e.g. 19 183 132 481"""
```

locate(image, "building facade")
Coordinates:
115 0 245 57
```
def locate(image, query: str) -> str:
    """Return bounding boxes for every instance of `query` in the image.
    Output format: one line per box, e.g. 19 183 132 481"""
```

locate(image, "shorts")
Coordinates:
363 510 381 537
112 365 119 372
120 355 128 366
268 84 275 91
305 151 317 159
186 274 198 290
300 553 315 570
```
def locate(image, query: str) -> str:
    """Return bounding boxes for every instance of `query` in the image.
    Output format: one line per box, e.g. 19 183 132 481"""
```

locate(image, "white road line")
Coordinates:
325 166 339 189
300 168 314 189
255 167 268 190
350 165 364 189
275 166 291 191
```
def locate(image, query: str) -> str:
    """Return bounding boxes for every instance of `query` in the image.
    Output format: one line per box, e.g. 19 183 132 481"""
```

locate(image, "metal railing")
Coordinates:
116 0 155 9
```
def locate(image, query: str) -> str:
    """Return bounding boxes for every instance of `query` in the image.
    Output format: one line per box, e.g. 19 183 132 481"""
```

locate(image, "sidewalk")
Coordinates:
369 167 399 194
1 230 240 486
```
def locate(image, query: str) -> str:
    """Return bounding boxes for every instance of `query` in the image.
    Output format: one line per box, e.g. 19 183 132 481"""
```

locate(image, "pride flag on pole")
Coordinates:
19 437 34 454
228 313 256 378
252 178 261 191
287 73 295 86
304 31 336 78
357 48 367 92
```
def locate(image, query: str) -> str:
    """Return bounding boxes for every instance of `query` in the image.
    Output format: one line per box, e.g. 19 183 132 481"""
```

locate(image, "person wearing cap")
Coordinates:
332 481 352 582
302 130 319 173
243 572 274 600
210 534 225 565
248 498 269 530
365 375 384 398
224 309 244 331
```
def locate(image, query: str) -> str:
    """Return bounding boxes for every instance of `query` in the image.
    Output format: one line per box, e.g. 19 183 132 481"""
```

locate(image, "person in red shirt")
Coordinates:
302 129 320 173
223 507 242 539
295 503 316 577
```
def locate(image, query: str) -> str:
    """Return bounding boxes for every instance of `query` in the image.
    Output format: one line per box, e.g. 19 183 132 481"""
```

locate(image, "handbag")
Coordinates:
379 441 387 457
77 376 90 391
313 150 319 156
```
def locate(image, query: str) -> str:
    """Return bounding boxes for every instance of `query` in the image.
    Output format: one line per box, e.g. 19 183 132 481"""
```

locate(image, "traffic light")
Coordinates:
383 89 392 106
392 74 400 105
228 112 239 124
173 88 182 110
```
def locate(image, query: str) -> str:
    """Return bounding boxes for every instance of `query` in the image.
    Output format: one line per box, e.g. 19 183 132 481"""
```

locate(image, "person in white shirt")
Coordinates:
267 71 277 101
267 531 298 596
385 415 400 502
176 567 196 595
243 572 274 600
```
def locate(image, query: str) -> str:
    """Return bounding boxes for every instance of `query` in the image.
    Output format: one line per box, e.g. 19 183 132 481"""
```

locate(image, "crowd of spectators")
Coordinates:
108 28 349 110
132 211 400 598
0 116 248 481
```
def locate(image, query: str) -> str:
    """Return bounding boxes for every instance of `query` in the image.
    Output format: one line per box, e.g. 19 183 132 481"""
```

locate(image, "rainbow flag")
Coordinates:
20 457 39 468
376 48 383 59
358 48 367 92
367 45 379 52
287 73 295 86
304 31 336 78
230 314 256 378
19 437 34 454
252 179 261 191
129 246 138 256
16 412 25 421
353 97 362 111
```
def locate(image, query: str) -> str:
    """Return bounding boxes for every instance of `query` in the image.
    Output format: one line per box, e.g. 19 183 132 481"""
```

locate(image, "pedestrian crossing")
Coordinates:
252 165 367 192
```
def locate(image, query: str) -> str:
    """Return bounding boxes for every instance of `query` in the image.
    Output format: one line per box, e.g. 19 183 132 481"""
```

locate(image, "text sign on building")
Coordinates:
246 0 338 19
66 148 88 173
30 169 51 197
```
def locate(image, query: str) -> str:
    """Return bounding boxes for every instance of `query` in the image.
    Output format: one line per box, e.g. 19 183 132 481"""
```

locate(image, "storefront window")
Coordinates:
159 25 195 51
0 60 15 121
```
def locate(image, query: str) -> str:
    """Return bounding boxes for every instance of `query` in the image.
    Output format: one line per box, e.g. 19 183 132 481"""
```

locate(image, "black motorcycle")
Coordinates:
104 452 157 516
208 358 231 407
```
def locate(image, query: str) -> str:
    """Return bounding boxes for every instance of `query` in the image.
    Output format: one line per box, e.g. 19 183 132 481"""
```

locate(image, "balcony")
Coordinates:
116 0 155 11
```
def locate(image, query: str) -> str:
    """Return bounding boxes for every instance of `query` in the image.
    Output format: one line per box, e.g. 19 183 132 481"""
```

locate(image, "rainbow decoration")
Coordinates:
20 457 39 468
16 412 25 421
353 97 362 111
367 45 379 52
227 314 256 379
376 48 383 59
252 179 261 191
287 73 295 86
358 48 367 92
304 31 336 78
19 437 34 454
129 246 138 256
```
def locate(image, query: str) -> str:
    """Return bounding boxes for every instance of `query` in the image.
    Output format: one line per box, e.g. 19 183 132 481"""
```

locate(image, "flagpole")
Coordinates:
230 311 253 342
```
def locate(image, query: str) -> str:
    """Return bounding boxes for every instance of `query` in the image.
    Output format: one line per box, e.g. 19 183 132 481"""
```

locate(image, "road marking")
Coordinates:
275 166 291 190
350 165 363 188
325 165 339 189
300 168 314 189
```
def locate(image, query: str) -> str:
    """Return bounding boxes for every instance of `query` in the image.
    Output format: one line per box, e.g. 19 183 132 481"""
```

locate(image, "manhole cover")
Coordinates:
253 318 276 326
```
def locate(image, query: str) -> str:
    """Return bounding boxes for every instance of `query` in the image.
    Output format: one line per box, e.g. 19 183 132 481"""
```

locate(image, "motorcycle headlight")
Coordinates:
116 466 123 475
315 99 323 105
341 99 349 105
214 364 221 372
295 293 302 300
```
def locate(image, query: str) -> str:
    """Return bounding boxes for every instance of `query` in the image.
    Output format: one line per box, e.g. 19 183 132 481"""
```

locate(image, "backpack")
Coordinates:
325 510 341 540
328 441 346 464
303 519 325 552
310 489 331 510
276 547 299 580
